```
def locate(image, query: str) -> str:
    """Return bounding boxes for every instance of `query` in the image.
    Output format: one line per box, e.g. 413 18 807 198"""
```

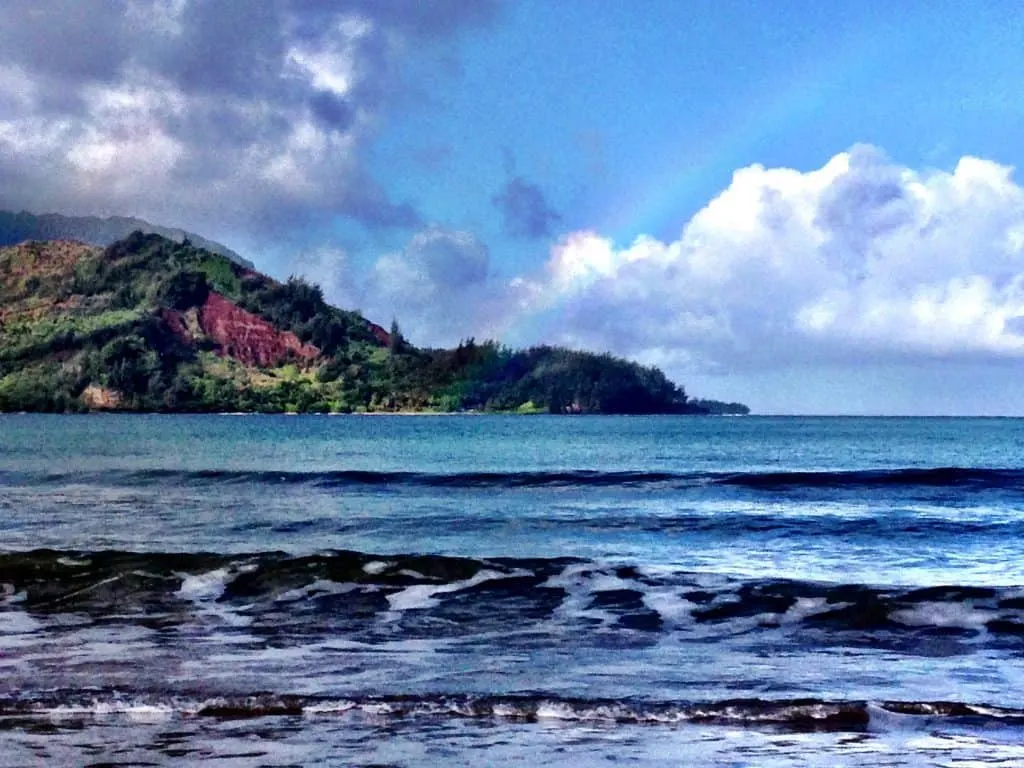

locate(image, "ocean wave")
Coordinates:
532 510 1024 538
2 690 1023 731
5 466 1024 491
2 549 1024 641
716 467 1024 490
0 468 686 489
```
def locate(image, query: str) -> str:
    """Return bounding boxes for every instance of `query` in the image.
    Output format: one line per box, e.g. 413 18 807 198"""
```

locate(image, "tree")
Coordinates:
158 269 209 310
388 318 404 354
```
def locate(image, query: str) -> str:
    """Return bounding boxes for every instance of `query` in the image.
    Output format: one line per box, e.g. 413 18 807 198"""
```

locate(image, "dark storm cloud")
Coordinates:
0 1 126 83
0 0 497 240
143 4 286 97
492 176 562 240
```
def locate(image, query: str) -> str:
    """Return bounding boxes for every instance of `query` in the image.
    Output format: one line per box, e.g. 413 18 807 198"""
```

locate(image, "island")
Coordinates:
0 232 749 415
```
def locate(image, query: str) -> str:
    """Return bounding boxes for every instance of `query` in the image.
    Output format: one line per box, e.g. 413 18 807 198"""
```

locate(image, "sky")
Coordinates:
3 1 1024 414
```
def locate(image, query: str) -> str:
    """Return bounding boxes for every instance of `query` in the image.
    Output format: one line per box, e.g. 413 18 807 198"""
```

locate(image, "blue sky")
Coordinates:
371 1 1024 253
4 1 1024 414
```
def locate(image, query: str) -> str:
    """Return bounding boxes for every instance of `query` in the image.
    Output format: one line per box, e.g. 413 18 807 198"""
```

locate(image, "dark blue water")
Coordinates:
2 414 1024 765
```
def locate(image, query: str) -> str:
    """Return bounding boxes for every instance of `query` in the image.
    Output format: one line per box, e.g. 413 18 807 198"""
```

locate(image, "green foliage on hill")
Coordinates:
0 232 744 415
236 274 378 355
412 340 687 414
688 398 751 415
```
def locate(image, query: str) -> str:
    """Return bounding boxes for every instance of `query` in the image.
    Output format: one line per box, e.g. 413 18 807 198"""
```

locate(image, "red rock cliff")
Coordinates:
196 292 320 367
367 321 391 346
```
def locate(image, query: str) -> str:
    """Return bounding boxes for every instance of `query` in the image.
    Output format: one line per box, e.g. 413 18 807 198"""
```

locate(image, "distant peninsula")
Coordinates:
0 232 748 415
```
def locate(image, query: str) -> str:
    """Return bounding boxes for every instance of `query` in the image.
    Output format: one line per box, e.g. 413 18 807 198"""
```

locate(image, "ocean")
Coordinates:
2 414 1024 766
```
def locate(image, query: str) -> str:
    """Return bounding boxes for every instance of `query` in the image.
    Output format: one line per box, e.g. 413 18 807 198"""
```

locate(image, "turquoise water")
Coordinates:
2 414 1024 765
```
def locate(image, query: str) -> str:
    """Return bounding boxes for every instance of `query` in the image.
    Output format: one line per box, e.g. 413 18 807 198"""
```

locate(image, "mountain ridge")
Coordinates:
0 210 253 269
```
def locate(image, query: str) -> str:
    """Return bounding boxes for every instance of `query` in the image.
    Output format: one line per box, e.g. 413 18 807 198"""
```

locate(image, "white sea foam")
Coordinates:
386 569 510 612
49 700 175 722
175 567 252 627
56 556 92 567
0 584 24 603
0 609 42 636
642 590 696 624
890 602 994 630
274 579 360 603
541 562 651 628
491 702 523 718
534 701 579 720
778 597 835 624
318 636 439 653
304 699 358 715
362 560 391 575
176 568 231 602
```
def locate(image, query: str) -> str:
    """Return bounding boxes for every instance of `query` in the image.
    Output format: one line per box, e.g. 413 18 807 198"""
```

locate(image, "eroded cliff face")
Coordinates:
165 292 320 368
80 385 122 410
199 292 320 367
367 322 391 347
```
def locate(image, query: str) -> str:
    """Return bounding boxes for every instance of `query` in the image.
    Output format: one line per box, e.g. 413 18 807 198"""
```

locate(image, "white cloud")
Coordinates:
286 16 372 98
284 146 1024 414
516 145 1024 372
64 75 185 189
299 226 527 348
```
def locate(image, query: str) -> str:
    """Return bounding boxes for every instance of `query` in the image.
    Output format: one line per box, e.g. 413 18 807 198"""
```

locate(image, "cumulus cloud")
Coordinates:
301 145 1024 375
516 145 1024 372
300 225 525 348
0 0 496 240
492 176 562 239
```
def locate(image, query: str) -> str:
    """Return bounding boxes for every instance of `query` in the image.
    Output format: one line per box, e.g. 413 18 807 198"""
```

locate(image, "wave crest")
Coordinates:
3 691 1023 731
5 465 1023 491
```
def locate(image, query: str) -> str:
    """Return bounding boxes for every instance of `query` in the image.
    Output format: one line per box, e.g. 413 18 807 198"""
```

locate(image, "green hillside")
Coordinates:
0 232 745 414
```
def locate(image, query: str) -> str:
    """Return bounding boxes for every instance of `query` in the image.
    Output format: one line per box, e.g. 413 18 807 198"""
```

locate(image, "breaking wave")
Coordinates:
2 690 1023 732
3 549 1024 641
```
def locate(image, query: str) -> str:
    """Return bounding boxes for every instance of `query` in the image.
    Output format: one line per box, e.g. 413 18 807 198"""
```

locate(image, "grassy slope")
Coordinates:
0 232 740 414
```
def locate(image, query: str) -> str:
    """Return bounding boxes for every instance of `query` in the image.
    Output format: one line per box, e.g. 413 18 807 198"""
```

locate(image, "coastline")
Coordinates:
0 408 736 416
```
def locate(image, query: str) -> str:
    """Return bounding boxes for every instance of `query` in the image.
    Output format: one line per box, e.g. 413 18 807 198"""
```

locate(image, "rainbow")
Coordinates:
601 27 885 247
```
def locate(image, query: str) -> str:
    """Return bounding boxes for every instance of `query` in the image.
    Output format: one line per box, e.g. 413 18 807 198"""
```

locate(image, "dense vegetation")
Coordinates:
688 398 750 416
0 233 746 415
